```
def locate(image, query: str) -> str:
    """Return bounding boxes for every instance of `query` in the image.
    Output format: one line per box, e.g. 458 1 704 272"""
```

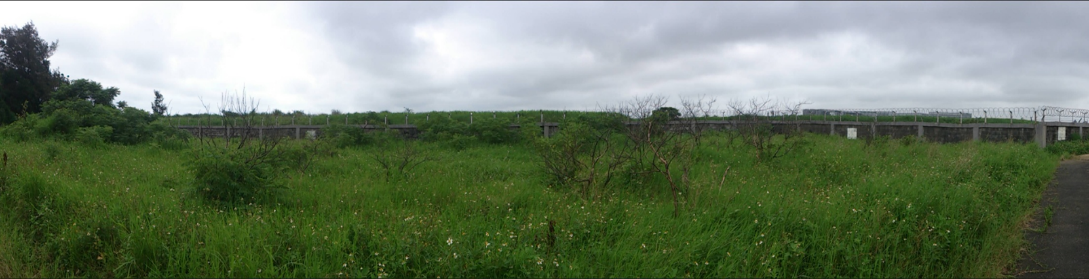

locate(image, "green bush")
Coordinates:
899 135 920 146
44 142 62 160
442 134 478 151
8 92 182 146
40 108 80 137
321 123 396 148
1046 140 1089 156
1069 132 1083 142
0 113 40 141
418 115 470 142
189 145 286 203
469 117 518 144
147 122 190 150
74 126 113 148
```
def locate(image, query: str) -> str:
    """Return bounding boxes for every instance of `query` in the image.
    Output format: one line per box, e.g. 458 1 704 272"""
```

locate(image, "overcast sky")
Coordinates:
2 1 1088 114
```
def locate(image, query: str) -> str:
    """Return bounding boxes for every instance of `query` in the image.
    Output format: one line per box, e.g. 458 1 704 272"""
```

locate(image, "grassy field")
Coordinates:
0 132 1058 277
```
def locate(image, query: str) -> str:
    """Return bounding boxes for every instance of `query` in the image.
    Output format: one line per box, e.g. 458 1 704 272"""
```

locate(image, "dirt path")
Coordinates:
1016 155 1089 278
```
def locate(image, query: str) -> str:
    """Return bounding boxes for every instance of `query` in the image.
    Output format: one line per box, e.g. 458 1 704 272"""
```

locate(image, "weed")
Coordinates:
0 133 1061 278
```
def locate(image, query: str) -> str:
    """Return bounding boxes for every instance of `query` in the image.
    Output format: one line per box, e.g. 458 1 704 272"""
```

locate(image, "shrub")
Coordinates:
1069 132 1083 142
418 115 470 142
443 134 477 151
533 119 632 197
321 123 394 148
147 122 190 150
469 117 518 144
900 135 920 146
74 125 113 148
371 139 433 182
44 142 62 160
40 108 80 137
0 113 41 141
11 88 183 146
1046 140 1089 156
189 145 286 203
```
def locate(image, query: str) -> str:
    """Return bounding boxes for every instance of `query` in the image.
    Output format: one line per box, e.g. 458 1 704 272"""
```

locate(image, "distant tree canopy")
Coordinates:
652 107 681 122
52 79 120 108
0 22 68 124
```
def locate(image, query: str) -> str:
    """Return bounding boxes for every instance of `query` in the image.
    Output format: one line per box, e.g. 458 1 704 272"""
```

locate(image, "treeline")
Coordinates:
0 22 184 146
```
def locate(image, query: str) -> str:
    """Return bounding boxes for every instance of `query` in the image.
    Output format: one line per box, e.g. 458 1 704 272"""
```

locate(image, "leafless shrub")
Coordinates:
372 139 433 182
726 96 810 163
609 94 700 217
534 116 633 199
679 94 717 144
190 89 292 203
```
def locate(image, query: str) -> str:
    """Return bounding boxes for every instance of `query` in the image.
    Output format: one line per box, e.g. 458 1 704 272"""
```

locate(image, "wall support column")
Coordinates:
917 125 924 139
972 126 980 142
1035 123 1047 148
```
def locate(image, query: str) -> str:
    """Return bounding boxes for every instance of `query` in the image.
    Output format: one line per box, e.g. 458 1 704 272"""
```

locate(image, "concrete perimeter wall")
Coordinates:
177 121 1086 148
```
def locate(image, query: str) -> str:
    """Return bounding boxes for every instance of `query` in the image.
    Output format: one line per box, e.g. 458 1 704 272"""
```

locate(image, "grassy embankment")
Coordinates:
0 133 1058 277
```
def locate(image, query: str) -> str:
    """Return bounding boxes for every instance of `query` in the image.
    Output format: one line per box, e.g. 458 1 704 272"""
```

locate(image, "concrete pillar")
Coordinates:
830 123 835 136
917 125 924 139
972 126 980 141
295 127 301 140
1035 123 1047 148
259 127 264 140
871 122 876 139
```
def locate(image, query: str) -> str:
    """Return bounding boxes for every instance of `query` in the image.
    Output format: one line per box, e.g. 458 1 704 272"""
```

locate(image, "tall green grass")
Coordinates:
0 133 1057 277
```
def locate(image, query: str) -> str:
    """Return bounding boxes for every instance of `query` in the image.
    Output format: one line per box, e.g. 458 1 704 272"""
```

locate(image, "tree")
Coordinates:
652 107 680 122
0 22 67 121
152 90 167 117
51 79 119 108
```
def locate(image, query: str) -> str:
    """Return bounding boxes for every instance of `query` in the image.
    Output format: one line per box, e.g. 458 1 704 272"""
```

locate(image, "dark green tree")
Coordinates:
0 22 67 122
152 90 167 117
52 79 119 108
651 106 680 122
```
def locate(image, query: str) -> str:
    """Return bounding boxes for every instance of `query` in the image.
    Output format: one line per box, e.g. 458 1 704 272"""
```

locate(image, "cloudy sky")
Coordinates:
2 1 1087 114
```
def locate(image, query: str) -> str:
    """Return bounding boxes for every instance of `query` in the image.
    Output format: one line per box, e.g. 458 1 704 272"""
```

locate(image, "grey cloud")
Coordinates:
12 1 1089 114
